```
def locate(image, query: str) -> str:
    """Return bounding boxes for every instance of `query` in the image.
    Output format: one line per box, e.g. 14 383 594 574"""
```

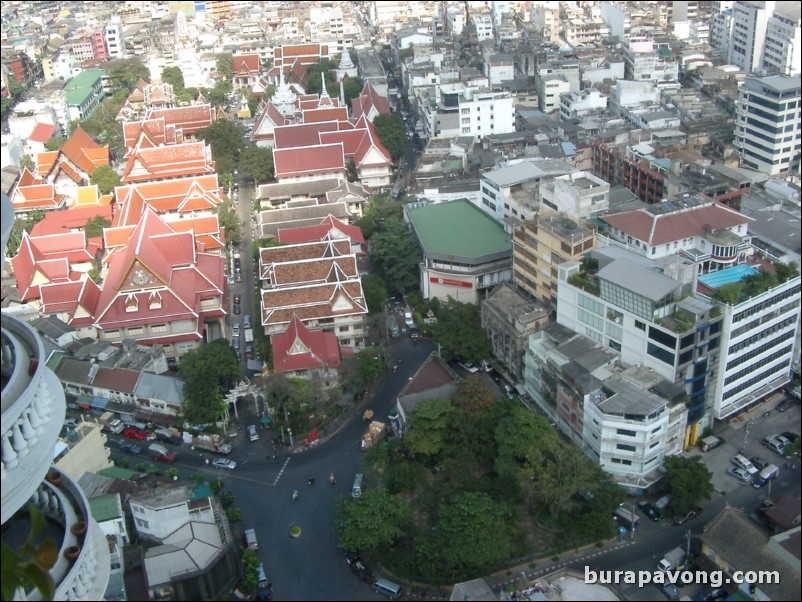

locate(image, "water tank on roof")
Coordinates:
67 431 78 442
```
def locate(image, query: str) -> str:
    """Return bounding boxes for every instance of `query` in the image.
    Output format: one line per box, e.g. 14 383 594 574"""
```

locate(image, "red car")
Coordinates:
123 427 147 440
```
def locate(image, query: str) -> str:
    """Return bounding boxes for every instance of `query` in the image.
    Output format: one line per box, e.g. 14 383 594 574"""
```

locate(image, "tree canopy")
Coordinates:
335 488 410 552
80 88 128 161
83 215 111 239
662 455 714 516
430 299 492 362
89 164 121 195
367 216 421 295
372 114 405 161
197 120 245 177
161 66 185 91
180 339 240 425
238 146 274 183
106 57 149 91
452 373 497 414
216 197 241 245
361 273 388 314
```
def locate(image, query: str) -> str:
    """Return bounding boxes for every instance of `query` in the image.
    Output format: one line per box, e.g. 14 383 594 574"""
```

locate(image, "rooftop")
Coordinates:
597 258 678 302
596 374 667 417
407 199 510 263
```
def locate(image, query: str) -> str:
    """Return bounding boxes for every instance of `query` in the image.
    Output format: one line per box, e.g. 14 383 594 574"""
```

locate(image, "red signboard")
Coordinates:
429 277 473 288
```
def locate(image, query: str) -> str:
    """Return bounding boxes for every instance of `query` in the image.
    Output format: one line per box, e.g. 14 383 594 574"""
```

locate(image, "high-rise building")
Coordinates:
1 193 111 600
729 1 801 75
734 74 802 175
104 15 124 58
763 5 801 76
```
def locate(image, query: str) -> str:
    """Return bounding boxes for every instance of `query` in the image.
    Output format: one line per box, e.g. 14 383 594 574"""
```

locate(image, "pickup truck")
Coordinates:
191 433 232 455
657 546 686 572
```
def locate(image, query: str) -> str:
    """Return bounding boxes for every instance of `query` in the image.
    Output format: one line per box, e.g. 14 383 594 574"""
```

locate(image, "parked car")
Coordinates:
234 293 241 304
638 501 661 522
780 431 799 444
458 361 479 373
123 427 147 440
727 466 752 482
212 458 237 470
233 303 241 314
503 383 515 399
662 582 680 601
63 418 80 428
232 322 240 337
763 435 786 456
775 398 795 412
750 456 769 471
731 454 759 476
248 425 259 442
120 442 141 454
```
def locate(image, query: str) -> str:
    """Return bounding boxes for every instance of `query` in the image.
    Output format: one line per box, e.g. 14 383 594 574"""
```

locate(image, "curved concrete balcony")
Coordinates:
1 314 67 524
11 474 111 601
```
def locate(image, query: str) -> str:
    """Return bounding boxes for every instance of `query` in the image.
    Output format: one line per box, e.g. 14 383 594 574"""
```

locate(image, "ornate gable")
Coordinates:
123 260 160 290
288 334 310 355
330 286 354 311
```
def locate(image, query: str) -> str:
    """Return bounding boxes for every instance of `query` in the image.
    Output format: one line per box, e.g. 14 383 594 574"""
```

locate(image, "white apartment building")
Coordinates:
537 76 571 113
480 159 576 224
472 13 494 41
531 2 561 43
703 274 800 419
729 0 774 72
624 37 679 83
601 1 631 38
419 84 514 142
104 16 124 58
711 8 734 53
446 6 465 36
563 18 611 47
540 171 610 219
763 6 801 76
559 88 608 121
734 74 802 175
309 5 345 42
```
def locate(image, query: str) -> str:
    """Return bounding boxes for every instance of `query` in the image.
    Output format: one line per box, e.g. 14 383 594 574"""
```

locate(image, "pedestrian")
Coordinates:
204 457 209 465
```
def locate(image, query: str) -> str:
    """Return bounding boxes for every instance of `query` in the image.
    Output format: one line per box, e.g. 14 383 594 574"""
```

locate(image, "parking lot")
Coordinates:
691 395 799 495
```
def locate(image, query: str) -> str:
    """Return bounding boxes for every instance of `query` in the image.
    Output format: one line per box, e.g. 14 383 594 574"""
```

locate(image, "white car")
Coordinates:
458 361 479 373
213 458 237 470
248 425 259 442
727 467 752 483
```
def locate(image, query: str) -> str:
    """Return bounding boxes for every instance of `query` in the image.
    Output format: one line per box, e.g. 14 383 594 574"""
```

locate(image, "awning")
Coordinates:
260 415 272 425
90 396 110 410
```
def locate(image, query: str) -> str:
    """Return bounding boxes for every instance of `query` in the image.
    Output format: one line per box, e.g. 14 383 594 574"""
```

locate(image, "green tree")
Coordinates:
372 114 405 160
215 53 234 82
90 164 121 194
430 299 492 362
106 57 150 91
361 273 388 314
204 80 232 107
356 194 403 239
345 157 357 182
83 215 111 238
180 339 240 425
335 488 410 552
368 217 421 294
24 209 46 233
406 398 454 460
452 373 496 414
80 89 128 161
238 146 274 182
87 266 101 284
161 65 185 91
349 346 386 389
0 505 57 602
177 86 200 104
45 136 66 151
713 283 741 304
19 155 35 171
774 261 799 283
197 120 245 177
241 548 260 594
662 455 714 516
305 59 338 97
435 492 518 579
217 197 242 245
342 76 365 106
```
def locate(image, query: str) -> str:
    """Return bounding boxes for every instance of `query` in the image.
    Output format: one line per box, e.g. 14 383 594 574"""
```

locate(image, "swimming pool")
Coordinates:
698 264 759 289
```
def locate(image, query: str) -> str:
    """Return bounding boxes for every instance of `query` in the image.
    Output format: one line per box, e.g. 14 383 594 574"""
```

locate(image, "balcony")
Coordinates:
1 315 66 523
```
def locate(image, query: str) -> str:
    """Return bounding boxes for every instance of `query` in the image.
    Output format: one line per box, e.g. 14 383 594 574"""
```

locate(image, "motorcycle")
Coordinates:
308 477 315 486
329 473 336 485
292 489 299 500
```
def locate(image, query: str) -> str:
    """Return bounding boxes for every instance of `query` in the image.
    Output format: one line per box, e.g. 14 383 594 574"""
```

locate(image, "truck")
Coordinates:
99 411 123 433
244 328 254 343
657 547 686 572
655 494 673 511
387 314 400 338
361 421 386 450
191 433 232 455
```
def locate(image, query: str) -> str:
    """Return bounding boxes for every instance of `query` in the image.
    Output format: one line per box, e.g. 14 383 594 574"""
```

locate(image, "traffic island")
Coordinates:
289 524 301 538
